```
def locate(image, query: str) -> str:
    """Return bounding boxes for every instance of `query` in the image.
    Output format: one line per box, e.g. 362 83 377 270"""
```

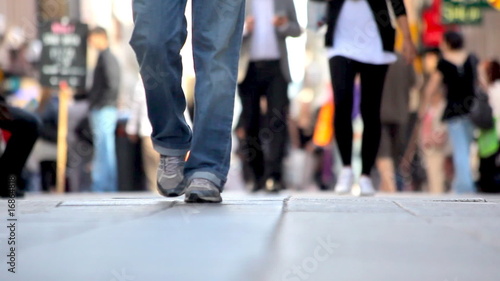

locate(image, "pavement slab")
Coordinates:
0 192 499 281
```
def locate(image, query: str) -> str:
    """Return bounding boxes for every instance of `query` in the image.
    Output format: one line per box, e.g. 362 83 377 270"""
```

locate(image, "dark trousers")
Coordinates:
329 56 389 175
0 105 40 192
238 60 289 182
478 149 500 193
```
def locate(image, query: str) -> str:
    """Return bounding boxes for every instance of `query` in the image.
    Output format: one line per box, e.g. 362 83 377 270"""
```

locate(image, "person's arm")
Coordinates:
274 0 302 38
102 53 121 100
390 0 415 63
390 0 407 17
419 71 443 119
396 15 416 64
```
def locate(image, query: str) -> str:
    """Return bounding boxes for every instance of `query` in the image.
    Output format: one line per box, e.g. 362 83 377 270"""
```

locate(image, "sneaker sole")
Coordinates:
185 191 222 203
334 189 351 195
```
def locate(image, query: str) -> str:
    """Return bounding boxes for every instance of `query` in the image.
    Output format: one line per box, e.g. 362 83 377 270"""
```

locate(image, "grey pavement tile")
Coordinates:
262 212 500 281
0 198 284 281
0 193 499 281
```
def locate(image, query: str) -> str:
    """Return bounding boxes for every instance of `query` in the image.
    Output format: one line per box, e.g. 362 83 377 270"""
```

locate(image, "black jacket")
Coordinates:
88 48 120 109
325 0 407 52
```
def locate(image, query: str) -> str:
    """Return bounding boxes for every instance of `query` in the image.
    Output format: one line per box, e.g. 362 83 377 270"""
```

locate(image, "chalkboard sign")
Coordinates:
39 21 88 90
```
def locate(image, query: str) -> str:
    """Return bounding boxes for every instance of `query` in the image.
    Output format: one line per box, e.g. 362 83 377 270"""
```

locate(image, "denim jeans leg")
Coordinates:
447 117 476 193
185 0 246 189
90 107 118 192
130 0 191 157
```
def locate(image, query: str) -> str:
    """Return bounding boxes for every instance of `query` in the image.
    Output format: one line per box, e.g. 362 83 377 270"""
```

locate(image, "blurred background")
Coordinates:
1 0 500 195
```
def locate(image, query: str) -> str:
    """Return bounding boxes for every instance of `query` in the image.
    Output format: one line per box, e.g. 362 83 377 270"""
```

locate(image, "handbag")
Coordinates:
469 91 494 129
469 55 494 129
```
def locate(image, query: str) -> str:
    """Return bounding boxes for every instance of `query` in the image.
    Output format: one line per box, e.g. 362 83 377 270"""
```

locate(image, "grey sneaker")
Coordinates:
185 179 222 203
157 155 186 197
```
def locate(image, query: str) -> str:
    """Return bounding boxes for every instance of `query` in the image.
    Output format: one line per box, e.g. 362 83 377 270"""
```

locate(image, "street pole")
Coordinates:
56 81 70 193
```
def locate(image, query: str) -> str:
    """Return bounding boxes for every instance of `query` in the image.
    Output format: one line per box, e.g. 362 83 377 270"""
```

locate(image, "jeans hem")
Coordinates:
153 142 190 157
185 170 226 191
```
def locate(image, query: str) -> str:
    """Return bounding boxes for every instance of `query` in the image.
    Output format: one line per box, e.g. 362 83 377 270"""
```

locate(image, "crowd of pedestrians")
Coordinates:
1 0 500 201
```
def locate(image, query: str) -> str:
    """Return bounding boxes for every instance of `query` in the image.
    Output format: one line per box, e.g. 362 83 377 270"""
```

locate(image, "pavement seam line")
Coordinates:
393 200 500 251
392 201 419 217
250 195 291 280
282 195 291 213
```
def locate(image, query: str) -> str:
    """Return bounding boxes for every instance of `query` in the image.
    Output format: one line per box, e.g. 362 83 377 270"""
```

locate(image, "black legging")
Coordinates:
329 56 389 175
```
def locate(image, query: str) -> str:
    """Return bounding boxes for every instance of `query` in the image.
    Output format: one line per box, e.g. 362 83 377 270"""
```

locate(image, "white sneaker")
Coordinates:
358 176 375 196
334 167 354 195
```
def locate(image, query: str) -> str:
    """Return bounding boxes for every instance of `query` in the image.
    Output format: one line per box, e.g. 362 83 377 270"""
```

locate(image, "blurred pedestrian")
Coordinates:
476 60 500 193
376 53 416 193
325 0 416 195
421 31 477 193
483 61 500 134
87 27 121 192
26 88 59 192
130 0 245 203
237 0 301 192
0 72 41 197
126 79 159 192
420 91 448 194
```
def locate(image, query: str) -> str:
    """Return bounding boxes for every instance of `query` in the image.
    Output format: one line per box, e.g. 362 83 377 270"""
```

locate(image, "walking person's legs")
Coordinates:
447 117 476 193
330 56 357 168
264 63 289 190
184 0 246 202
423 150 446 193
358 63 389 195
141 136 160 192
130 0 191 197
377 124 397 192
329 56 357 194
90 106 117 192
238 64 265 191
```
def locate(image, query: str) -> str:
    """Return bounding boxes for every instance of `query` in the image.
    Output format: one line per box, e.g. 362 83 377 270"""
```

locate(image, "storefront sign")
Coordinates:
442 0 485 24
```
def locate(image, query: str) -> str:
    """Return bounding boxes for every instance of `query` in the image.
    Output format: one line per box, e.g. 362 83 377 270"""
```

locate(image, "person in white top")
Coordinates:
325 0 416 196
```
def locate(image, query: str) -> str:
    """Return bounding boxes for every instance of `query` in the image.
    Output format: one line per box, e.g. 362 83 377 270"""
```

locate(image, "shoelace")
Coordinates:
159 156 184 175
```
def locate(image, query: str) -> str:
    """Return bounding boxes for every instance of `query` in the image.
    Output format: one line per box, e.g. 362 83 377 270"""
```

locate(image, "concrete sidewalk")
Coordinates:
0 192 499 281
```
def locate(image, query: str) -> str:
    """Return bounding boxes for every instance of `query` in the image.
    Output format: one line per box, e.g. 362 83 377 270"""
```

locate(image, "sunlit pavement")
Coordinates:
1 191 499 281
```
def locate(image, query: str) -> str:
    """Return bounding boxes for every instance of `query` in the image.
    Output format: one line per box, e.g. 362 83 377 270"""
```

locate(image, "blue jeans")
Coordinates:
130 0 245 189
90 106 118 192
447 116 476 193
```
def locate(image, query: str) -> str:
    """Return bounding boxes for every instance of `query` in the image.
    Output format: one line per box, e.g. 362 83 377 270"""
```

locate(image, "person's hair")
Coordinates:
88 26 108 39
422 47 441 57
486 60 500 84
443 31 464 50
